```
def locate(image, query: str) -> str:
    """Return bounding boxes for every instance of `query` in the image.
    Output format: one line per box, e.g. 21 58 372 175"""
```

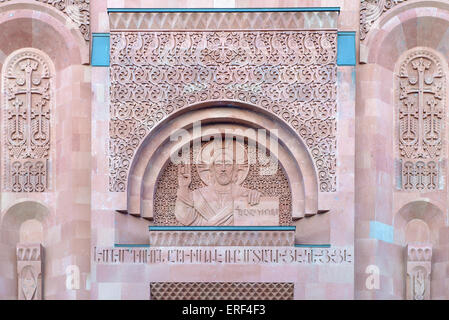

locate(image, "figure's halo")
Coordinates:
196 140 249 186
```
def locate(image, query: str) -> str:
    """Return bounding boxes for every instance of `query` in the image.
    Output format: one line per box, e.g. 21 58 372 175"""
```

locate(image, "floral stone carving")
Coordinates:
360 0 408 41
109 31 337 192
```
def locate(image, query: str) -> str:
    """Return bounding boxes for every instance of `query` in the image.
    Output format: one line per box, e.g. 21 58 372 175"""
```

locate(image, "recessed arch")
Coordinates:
0 3 88 67
0 200 50 246
126 101 321 219
393 200 446 246
362 1 449 66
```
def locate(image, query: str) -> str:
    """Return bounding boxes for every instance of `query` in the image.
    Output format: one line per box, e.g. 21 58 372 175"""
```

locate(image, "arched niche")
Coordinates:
1 200 50 246
405 219 431 244
0 2 88 68
362 1 449 67
394 200 446 246
127 101 320 220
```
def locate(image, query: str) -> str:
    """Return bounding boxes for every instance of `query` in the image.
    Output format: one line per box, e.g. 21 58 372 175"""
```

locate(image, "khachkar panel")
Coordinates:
2 50 52 192
406 244 432 300
0 0 90 41
360 0 408 41
17 244 43 300
397 50 446 191
150 282 294 300
109 31 337 192
155 140 292 226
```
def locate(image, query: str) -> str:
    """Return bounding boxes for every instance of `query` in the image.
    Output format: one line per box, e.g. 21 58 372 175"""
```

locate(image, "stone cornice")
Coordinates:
108 10 339 31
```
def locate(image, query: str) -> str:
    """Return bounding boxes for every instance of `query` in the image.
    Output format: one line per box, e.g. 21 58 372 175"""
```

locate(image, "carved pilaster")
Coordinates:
406 244 432 300
17 243 43 300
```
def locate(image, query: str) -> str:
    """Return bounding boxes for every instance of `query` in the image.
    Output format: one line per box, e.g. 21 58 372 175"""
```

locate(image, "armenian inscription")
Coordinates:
93 246 352 265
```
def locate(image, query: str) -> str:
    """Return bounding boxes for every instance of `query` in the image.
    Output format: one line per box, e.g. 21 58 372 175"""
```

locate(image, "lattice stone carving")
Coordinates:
149 230 295 247
397 50 446 191
154 141 292 226
17 243 43 300
0 0 90 41
360 0 408 41
3 50 52 192
406 244 432 300
110 31 337 192
150 282 294 300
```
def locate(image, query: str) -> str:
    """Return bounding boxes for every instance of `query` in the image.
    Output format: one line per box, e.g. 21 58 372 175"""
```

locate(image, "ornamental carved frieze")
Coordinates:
150 282 294 300
109 31 337 192
360 0 408 41
0 0 90 41
396 49 446 191
2 49 52 192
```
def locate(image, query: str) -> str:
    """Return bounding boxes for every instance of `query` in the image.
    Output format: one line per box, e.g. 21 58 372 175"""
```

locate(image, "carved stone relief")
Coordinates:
148 229 295 246
397 50 446 191
0 0 90 41
109 30 337 193
150 282 294 300
406 244 432 300
154 140 292 226
17 243 43 300
2 50 52 192
360 0 408 41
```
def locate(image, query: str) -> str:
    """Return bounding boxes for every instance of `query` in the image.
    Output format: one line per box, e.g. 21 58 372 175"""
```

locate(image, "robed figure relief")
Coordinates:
174 141 264 226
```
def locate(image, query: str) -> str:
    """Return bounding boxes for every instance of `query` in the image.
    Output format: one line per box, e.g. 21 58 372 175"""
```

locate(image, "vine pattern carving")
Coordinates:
360 0 407 41
109 31 337 192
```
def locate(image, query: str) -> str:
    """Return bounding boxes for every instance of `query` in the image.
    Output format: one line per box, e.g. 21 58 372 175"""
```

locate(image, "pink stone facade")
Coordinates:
0 0 447 300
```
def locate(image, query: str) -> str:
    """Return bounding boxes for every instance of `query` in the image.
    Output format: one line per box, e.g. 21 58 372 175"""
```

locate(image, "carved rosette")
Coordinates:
2 50 52 192
397 50 446 191
0 0 90 41
360 0 408 41
109 31 337 192
406 244 432 300
17 244 43 300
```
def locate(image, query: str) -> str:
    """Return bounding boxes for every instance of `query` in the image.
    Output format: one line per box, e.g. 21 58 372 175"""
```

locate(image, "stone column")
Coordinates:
406 244 432 300
17 244 43 300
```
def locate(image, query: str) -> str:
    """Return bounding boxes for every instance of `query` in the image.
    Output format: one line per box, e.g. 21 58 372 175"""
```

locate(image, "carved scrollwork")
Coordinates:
360 0 408 41
397 50 446 191
2 50 52 192
109 31 337 192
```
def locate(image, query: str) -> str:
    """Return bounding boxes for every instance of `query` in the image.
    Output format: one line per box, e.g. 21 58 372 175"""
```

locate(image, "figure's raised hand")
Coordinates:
248 189 261 206
178 162 191 188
